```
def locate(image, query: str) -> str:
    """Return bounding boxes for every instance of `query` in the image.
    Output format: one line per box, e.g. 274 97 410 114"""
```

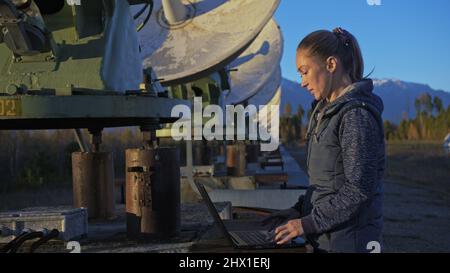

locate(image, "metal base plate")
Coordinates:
0 94 189 129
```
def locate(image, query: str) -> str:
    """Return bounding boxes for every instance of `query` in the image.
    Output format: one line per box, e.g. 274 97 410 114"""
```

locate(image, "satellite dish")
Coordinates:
248 66 281 133
225 19 283 105
255 85 281 128
247 65 281 108
135 0 280 86
241 85 280 138
225 66 280 140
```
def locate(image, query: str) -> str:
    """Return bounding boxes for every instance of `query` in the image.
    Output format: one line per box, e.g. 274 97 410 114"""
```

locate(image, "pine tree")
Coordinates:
296 105 305 127
433 96 443 114
284 103 292 118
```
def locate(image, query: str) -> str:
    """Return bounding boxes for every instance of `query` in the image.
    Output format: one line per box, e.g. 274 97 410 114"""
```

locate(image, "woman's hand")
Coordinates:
274 219 304 245
261 208 301 232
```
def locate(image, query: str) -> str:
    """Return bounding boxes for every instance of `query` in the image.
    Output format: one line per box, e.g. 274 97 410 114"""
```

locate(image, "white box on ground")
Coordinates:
0 207 88 243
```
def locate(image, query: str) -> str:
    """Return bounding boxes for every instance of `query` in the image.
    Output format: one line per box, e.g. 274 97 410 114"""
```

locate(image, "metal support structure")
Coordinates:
226 142 247 177
126 125 180 239
88 128 103 153
162 0 187 25
141 129 158 150
185 139 197 193
125 146 180 239
73 129 89 153
72 129 115 220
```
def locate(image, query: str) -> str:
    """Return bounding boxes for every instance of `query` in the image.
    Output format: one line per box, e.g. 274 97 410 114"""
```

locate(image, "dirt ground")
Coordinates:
287 144 450 253
382 179 450 252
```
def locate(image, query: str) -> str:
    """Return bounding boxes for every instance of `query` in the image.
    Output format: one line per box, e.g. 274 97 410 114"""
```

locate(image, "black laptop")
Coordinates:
194 182 306 250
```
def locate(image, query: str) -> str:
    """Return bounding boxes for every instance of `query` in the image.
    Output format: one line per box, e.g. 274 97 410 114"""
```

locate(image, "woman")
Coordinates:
264 28 385 253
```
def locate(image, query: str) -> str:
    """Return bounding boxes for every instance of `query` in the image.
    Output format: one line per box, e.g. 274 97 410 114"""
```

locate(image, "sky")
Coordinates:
274 0 450 92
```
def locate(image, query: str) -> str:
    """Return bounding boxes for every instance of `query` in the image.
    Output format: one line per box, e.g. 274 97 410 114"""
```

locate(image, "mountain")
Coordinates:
372 79 450 123
281 78 450 124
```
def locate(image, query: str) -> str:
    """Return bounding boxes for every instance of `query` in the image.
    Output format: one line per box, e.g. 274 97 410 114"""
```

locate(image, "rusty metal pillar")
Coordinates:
72 129 115 220
226 144 236 176
126 127 180 239
125 147 181 239
226 142 247 177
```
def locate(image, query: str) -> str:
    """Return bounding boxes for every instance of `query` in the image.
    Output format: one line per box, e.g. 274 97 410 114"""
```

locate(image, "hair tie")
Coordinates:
333 27 351 47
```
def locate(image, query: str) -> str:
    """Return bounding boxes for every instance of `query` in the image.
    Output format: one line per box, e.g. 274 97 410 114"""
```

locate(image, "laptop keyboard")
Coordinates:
232 231 272 245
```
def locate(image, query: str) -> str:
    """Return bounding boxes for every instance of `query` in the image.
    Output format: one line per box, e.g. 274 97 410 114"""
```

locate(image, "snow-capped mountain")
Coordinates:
281 78 450 124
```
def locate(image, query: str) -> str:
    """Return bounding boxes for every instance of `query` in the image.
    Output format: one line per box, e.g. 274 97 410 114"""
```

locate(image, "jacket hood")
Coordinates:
322 79 384 117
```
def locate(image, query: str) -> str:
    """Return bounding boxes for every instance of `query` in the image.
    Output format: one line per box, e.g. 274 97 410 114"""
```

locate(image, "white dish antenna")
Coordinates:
247 65 281 108
253 85 281 131
134 0 280 86
225 19 283 105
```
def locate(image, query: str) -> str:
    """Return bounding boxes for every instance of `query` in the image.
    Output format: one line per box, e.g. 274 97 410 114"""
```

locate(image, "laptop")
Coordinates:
194 182 306 250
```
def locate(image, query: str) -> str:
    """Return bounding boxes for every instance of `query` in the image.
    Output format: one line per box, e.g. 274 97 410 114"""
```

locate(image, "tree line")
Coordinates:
280 93 450 144
384 94 450 141
280 103 306 144
0 128 140 192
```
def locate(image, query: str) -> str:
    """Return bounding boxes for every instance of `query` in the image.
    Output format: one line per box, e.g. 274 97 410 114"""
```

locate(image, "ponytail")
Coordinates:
297 28 365 83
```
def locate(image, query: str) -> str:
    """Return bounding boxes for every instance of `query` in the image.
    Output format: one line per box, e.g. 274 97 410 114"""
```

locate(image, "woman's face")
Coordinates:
296 49 333 101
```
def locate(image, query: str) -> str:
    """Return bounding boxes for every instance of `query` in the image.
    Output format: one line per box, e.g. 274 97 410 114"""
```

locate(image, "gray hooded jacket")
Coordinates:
294 79 385 253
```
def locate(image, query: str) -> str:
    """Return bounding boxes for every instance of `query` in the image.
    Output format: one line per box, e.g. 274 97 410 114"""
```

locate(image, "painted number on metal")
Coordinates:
0 99 21 116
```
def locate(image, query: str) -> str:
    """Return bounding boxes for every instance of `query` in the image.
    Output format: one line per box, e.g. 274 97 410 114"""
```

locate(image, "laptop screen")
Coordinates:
194 182 233 242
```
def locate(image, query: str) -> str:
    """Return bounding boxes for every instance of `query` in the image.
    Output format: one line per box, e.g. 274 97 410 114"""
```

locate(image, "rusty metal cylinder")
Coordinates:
226 143 247 177
72 152 115 220
125 147 180 239
226 145 236 175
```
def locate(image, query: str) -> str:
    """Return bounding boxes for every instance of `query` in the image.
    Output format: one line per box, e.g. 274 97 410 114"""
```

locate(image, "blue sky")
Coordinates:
274 0 450 92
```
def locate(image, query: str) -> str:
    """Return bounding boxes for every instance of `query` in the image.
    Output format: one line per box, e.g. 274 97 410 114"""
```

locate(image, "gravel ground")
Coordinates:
383 180 450 252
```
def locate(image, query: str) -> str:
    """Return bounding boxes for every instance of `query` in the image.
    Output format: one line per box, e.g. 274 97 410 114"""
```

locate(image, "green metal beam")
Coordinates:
0 94 189 129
